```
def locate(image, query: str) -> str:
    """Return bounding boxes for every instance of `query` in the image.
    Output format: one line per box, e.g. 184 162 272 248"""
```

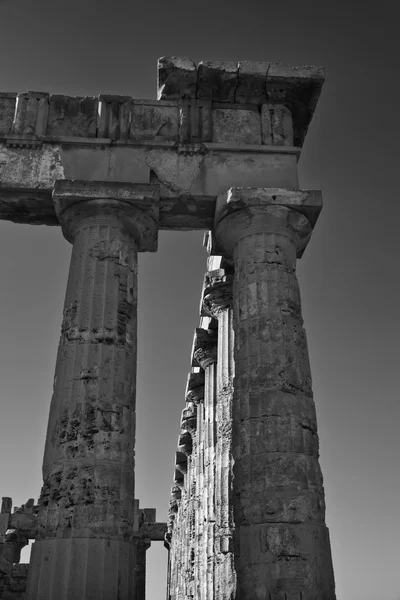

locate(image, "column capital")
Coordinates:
202 269 233 318
53 180 160 251
213 187 322 258
185 371 205 404
191 327 218 369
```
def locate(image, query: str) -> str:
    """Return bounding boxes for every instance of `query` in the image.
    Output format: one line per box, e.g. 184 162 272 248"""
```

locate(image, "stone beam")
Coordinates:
0 57 325 230
158 58 325 147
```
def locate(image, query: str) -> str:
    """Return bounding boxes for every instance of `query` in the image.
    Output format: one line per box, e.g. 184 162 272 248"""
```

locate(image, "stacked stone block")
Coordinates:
0 498 39 600
0 57 323 149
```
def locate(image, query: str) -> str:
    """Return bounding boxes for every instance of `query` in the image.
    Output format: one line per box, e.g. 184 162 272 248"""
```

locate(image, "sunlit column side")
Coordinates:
192 328 218 600
213 187 336 600
26 181 159 600
202 268 236 600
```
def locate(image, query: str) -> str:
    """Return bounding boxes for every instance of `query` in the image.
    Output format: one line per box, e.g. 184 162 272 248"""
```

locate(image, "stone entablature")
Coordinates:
0 57 324 231
1 58 323 147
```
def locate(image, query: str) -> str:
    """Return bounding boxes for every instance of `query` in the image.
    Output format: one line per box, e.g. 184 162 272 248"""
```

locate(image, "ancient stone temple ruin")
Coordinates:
0 57 336 599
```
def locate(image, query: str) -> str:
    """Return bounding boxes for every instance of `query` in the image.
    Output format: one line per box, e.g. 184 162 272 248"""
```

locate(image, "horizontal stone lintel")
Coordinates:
146 522 168 541
0 134 302 154
0 86 319 147
0 185 321 232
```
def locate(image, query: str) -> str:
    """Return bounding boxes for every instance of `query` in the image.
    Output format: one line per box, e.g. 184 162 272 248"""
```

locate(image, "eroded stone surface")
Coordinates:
157 57 197 100
130 101 179 141
25 185 160 600
47 95 98 137
197 61 238 102
0 94 16 135
0 498 39 600
212 189 336 599
212 108 261 145
236 61 269 104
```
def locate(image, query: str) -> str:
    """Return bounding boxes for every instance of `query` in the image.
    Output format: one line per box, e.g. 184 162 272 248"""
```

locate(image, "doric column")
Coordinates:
26 180 159 600
192 327 218 600
202 268 236 600
214 187 336 600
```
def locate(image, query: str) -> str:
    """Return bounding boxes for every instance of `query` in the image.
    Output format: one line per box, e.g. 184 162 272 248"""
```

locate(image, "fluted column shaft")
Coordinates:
203 271 236 600
26 182 159 600
193 329 217 600
214 189 336 600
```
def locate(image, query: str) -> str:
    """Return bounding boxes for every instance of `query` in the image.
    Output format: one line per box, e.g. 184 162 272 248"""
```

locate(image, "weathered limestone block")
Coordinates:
261 104 294 146
47 95 98 137
157 57 197 100
130 100 179 141
197 61 238 102
267 62 325 147
97 95 132 139
212 107 261 145
0 94 17 135
11 92 49 136
179 99 212 143
237 522 335 596
268 62 325 85
266 62 324 104
236 61 269 104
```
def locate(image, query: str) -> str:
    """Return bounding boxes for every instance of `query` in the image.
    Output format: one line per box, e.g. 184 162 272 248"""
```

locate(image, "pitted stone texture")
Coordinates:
0 94 17 135
236 523 335 599
213 190 336 599
212 108 261 145
26 185 159 600
197 61 238 102
130 101 179 141
47 95 98 137
236 61 269 104
157 57 197 100
37 220 138 542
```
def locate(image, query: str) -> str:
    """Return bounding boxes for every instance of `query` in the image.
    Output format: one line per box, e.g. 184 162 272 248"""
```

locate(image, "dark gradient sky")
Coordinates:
0 1 399 599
